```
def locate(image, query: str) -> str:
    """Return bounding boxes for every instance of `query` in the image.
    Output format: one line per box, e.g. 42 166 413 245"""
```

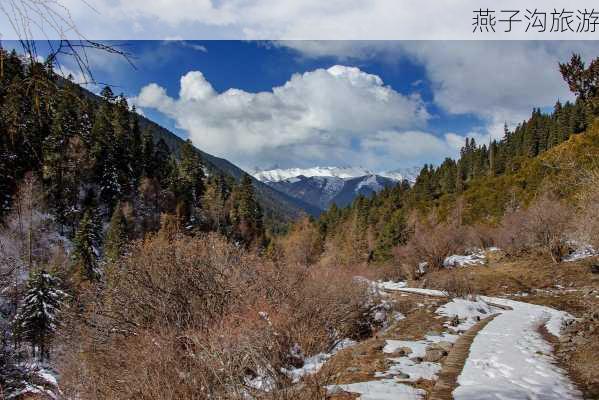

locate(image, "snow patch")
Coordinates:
377 281 407 291
563 244 596 262
376 358 441 381
443 250 486 268
383 340 428 358
436 297 499 331
355 174 383 192
328 380 426 400
281 339 357 383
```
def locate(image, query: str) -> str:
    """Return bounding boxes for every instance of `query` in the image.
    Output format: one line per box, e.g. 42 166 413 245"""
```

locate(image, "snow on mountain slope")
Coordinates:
252 166 375 182
378 166 421 183
252 166 420 183
266 173 397 210
251 166 420 211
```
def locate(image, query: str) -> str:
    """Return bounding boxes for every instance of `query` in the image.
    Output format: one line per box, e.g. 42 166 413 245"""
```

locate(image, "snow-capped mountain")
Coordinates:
252 166 420 184
378 166 422 183
252 166 373 182
252 166 420 211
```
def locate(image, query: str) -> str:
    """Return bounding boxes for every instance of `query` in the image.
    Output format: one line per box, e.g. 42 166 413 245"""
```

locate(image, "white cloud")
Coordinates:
281 41 599 137
6 0 599 40
363 130 457 163
135 65 435 169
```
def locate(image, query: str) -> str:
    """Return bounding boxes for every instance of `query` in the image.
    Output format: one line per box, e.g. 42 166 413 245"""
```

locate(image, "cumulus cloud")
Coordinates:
135 65 439 169
282 41 599 138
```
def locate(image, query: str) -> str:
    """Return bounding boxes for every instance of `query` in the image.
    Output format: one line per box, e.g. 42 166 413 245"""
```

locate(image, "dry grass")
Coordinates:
425 252 599 299
428 273 477 298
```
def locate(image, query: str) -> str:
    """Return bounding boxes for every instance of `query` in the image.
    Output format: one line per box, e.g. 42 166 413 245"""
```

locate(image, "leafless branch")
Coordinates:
0 0 134 85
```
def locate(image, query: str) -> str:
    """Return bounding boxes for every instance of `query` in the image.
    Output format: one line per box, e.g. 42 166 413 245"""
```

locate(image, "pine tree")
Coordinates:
154 138 171 184
104 202 128 262
179 139 205 208
73 210 100 281
202 174 229 232
13 270 66 361
130 107 143 182
488 140 497 176
373 209 407 261
141 128 156 178
111 95 133 193
43 84 78 228
230 174 264 246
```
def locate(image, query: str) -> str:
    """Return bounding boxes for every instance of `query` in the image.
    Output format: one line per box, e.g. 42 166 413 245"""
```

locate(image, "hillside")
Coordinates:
74 84 320 222
134 116 321 220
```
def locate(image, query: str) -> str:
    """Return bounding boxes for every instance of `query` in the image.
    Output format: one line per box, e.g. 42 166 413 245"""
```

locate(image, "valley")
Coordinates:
1 43 598 400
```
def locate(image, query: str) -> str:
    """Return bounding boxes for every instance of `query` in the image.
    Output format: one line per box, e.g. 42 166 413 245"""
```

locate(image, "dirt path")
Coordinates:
428 315 498 400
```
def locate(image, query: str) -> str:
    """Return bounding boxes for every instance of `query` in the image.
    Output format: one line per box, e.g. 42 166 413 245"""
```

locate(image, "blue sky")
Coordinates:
60 42 462 140
84 41 479 144
9 40 596 171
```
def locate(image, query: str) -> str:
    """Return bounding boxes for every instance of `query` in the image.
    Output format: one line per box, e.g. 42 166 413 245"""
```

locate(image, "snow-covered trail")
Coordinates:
454 296 582 400
380 284 583 400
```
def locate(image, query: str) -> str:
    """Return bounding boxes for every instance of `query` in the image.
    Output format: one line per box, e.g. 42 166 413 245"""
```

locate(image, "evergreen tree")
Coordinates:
488 140 497 176
230 174 264 246
104 202 128 262
372 209 407 261
130 107 143 182
13 270 66 361
43 84 78 228
154 138 171 184
73 210 101 281
202 174 229 232
179 139 205 208
141 128 156 178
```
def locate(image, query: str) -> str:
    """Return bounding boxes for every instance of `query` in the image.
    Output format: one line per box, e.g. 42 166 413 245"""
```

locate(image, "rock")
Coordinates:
449 315 460 327
572 336 587 346
374 311 387 322
559 335 572 343
590 263 599 274
396 346 413 356
424 348 447 362
327 385 345 395
428 341 453 353
395 372 410 380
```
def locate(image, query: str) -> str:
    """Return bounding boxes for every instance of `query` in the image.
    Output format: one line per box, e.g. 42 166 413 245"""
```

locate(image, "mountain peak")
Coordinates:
251 166 420 183
252 165 421 211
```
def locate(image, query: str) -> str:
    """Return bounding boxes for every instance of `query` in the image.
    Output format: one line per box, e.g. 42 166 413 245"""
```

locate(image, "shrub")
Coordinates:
394 213 467 273
430 273 477 298
494 194 573 263
59 233 373 399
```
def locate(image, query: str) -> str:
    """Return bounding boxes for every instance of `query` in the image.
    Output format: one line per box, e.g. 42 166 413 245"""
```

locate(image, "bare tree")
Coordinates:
1 0 133 86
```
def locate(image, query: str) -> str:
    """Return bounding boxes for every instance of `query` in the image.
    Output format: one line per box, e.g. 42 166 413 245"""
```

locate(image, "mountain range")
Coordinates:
251 166 420 212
